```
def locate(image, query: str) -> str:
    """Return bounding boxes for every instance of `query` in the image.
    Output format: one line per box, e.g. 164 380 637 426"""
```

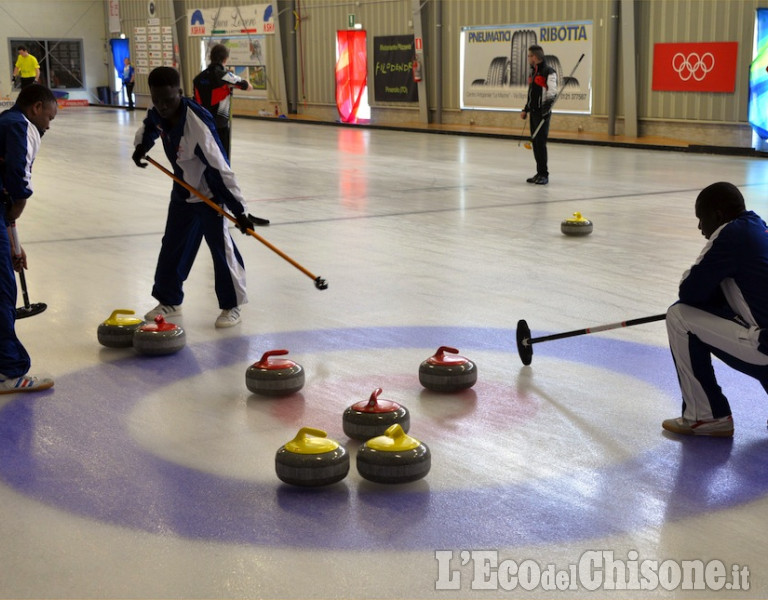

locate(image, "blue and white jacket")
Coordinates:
134 97 247 216
0 105 41 201
679 211 768 333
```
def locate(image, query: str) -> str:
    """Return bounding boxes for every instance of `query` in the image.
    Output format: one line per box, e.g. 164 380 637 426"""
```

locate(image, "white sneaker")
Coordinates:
662 415 734 437
144 303 182 321
0 374 54 394
215 306 241 328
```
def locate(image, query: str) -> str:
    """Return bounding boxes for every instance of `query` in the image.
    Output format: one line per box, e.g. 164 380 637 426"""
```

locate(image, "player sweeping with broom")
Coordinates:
132 66 261 328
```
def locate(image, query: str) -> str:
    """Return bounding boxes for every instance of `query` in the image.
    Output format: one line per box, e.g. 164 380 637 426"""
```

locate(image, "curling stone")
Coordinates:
342 388 410 441
133 315 186 356
97 309 144 348
275 427 349 487
246 349 305 397
418 346 477 392
356 424 431 484
561 212 593 236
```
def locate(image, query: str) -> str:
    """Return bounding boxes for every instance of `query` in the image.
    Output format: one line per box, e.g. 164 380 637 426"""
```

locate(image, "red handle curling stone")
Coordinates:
342 388 410 440
418 346 477 392
246 349 305 396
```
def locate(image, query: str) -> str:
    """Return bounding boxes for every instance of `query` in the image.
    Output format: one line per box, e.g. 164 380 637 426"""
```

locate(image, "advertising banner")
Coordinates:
461 21 592 113
205 37 269 98
373 35 418 102
336 30 367 123
188 4 275 36
108 0 121 33
652 42 738 92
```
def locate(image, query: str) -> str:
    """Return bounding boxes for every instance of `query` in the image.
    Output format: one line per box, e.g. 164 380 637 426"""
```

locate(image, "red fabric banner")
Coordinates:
336 30 368 123
652 42 738 92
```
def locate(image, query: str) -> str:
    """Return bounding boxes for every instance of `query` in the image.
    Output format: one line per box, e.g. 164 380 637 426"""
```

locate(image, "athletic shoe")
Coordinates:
662 415 734 437
144 303 182 321
526 175 538 183
215 306 241 328
534 176 549 185
0 374 54 395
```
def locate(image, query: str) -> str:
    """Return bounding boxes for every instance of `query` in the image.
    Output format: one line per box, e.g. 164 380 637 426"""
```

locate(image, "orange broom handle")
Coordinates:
145 156 327 290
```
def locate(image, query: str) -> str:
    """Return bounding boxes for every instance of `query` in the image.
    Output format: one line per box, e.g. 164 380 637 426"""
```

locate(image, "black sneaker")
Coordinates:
526 175 538 183
534 176 549 185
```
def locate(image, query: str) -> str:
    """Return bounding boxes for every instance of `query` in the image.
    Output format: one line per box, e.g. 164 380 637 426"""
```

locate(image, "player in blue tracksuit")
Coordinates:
663 182 768 437
0 85 57 393
133 67 256 328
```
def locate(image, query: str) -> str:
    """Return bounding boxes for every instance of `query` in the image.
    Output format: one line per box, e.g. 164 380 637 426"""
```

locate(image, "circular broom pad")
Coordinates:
516 319 533 366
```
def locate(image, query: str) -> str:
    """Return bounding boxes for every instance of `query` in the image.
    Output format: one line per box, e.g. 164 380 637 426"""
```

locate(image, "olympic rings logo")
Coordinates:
672 52 715 81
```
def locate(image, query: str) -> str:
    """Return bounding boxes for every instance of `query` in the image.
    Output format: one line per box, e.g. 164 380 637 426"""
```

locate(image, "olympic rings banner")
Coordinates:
652 42 738 92
460 21 593 113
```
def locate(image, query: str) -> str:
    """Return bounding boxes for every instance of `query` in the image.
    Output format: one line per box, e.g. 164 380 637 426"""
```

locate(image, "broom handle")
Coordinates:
528 314 667 345
144 156 321 282
9 222 31 309
530 53 586 141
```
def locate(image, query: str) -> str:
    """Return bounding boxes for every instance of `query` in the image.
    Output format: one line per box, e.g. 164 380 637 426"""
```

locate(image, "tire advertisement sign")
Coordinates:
373 35 418 102
461 21 592 113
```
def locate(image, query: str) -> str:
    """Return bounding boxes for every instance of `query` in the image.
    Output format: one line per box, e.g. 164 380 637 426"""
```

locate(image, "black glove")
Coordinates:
541 101 554 118
235 212 252 234
132 144 149 168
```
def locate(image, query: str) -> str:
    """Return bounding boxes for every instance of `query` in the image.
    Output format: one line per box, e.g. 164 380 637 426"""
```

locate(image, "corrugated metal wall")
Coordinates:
172 0 279 101
436 0 613 114
113 0 178 97
292 0 410 107
112 0 762 129
636 0 755 123
287 0 760 125
283 0 614 112
114 0 284 102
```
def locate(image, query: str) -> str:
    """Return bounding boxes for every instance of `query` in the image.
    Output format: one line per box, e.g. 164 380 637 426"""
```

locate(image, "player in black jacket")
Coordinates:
520 45 557 185
193 44 252 159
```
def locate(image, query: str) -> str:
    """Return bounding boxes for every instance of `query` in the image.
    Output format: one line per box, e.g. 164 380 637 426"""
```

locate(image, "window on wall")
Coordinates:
9 39 85 90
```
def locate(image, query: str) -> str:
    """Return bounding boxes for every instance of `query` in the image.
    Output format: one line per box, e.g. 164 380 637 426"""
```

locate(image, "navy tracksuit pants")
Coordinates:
667 303 768 421
0 220 31 378
152 195 247 310
529 112 550 178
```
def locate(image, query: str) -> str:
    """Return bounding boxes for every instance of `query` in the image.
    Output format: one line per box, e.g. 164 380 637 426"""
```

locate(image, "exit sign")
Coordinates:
348 13 355 28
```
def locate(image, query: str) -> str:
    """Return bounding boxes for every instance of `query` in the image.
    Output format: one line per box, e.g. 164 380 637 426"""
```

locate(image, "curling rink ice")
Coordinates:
2 107 768 598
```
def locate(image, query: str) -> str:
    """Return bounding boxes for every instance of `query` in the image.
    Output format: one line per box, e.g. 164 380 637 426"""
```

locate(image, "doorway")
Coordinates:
109 38 130 106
